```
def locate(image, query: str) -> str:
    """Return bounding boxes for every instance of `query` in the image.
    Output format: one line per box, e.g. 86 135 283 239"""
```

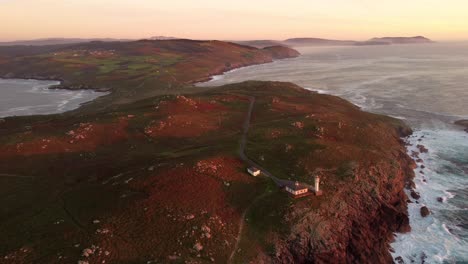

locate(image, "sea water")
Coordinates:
199 43 468 263
0 78 106 117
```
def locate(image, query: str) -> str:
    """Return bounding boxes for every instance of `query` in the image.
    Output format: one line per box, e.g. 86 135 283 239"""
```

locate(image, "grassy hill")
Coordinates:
0 39 299 106
0 41 414 263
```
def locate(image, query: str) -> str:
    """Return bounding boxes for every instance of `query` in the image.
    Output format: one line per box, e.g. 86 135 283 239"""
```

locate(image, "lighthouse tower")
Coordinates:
314 175 323 196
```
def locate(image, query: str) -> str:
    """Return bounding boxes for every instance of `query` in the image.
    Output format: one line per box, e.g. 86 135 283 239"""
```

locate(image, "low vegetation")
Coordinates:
0 40 411 263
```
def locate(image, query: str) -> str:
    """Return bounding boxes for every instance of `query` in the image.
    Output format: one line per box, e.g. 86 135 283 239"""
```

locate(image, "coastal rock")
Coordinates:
454 120 468 133
397 125 413 137
417 144 428 153
410 190 421 200
265 151 414 263
420 206 430 217
437 197 444 203
395 256 405 264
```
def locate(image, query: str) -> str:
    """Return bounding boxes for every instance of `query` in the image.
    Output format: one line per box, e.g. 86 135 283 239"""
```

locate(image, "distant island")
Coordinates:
234 36 434 48
282 38 357 46
368 36 434 44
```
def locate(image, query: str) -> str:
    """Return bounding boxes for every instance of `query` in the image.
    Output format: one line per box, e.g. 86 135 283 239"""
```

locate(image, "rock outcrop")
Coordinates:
455 120 468 133
260 127 415 263
420 206 430 217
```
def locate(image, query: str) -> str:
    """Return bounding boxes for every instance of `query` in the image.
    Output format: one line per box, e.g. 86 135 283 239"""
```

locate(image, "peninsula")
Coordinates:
0 39 415 263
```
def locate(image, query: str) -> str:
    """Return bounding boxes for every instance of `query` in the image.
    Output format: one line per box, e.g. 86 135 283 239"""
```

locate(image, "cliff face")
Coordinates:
261 45 301 59
267 136 415 263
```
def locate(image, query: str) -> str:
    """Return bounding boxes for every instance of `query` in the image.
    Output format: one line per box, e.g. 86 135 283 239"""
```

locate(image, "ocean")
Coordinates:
0 78 106 118
199 43 468 263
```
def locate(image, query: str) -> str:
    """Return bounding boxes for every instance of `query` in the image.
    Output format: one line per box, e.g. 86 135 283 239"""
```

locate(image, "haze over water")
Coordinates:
201 43 468 263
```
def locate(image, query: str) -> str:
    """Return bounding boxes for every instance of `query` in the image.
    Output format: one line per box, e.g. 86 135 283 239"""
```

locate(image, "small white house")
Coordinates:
247 167 261 176
285 181 309 197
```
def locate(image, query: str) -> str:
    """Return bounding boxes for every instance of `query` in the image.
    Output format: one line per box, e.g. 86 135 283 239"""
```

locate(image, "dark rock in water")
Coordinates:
416 158 423 163
407 199 413 203
420 165 425 169
421 252 428 263
417 144 429 153
395 256 405 264
437 197 444 203
420 206 430 217
406 180 416 189
410 190 421 199
420 170 425 174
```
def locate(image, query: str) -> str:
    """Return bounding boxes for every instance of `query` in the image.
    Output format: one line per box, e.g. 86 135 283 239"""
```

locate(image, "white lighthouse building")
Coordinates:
314 175 323 196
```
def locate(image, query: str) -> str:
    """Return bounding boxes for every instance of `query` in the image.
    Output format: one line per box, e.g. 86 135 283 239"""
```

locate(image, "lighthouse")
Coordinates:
314 175 323 196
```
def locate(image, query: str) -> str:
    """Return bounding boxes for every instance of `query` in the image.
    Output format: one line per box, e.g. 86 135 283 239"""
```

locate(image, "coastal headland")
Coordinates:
0 39 415 263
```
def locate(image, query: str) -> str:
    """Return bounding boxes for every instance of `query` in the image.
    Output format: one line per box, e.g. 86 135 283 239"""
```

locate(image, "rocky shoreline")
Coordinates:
262 127 416 263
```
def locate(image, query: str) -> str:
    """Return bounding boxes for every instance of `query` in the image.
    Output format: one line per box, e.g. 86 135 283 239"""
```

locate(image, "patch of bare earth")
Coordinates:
0 117 129 157
144 96 228 138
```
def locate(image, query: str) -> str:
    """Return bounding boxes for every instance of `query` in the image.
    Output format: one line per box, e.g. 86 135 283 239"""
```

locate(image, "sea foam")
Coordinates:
391 129 468 263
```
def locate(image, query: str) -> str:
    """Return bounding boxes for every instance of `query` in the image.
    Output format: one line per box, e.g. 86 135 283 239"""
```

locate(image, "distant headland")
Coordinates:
234 36 434 48
0 36 434 48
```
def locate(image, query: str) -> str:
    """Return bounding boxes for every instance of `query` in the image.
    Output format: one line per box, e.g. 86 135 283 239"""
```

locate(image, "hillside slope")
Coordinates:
0 39 299 104
0 40 415 263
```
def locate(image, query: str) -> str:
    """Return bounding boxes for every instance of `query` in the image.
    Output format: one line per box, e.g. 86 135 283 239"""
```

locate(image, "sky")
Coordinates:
1 0 467 41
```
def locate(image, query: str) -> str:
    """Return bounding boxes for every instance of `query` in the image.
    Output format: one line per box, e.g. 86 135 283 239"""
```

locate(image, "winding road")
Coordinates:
229 96 316 263
238 97 316 190
238 97 282 185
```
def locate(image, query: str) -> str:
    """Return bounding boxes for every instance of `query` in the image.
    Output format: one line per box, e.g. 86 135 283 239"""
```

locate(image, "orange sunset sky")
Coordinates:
1 0 467 41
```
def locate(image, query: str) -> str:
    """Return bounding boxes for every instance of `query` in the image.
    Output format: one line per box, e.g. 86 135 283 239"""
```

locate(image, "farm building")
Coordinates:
285 181 309 197
247 167 261 176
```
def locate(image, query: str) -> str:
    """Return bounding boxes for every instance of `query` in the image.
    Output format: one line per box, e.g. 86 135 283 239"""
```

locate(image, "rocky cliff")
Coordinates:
269 154 415 263
233 89 417 263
